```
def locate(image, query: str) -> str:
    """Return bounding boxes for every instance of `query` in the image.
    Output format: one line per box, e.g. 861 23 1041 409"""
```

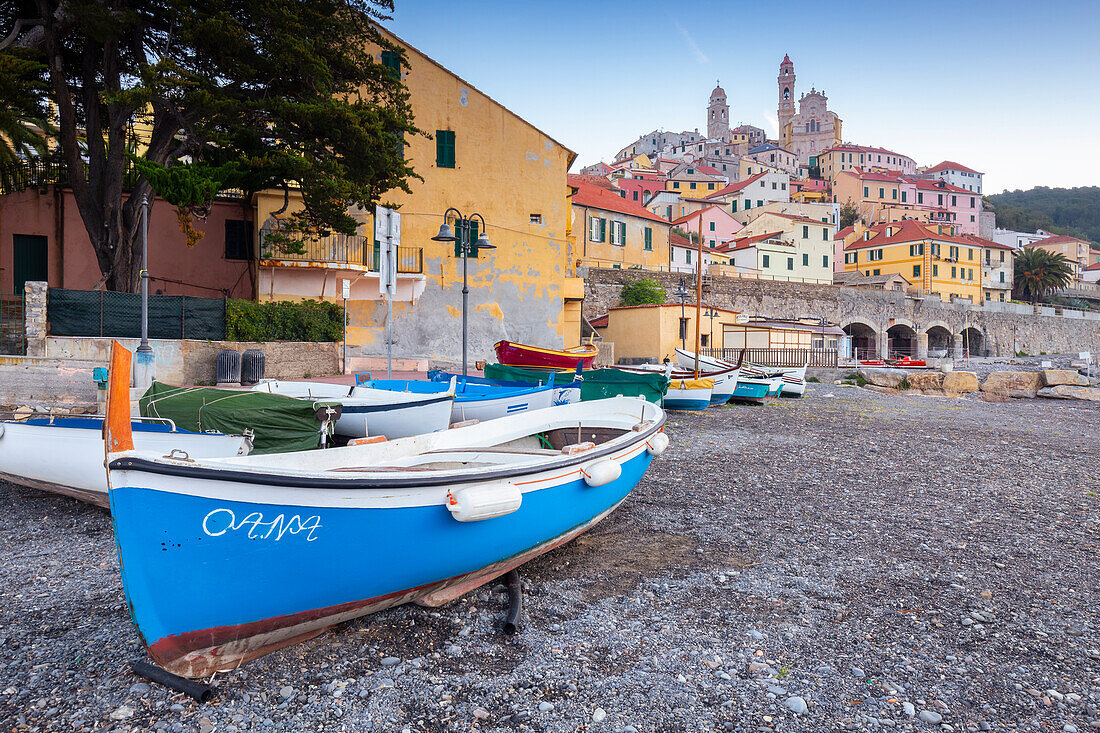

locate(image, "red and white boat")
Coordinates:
494 340 599 370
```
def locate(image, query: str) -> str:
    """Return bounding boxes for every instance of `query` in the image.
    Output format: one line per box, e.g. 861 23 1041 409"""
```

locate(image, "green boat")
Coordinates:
483 364 669 404
139 382 340 454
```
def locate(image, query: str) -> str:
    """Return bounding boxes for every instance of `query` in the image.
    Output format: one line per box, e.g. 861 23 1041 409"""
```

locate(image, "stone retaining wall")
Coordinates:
584 267 1100 358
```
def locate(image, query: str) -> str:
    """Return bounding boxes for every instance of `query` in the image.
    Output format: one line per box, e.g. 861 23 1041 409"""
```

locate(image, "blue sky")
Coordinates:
382 0 1099 194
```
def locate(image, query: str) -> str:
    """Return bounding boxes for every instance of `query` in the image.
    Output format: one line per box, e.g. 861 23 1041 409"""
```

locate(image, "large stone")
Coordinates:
907 372 945 391
858 368 907 389
980 371 1042 398
943 371 979 393
1037 385 1100 401
1041 369 1089 387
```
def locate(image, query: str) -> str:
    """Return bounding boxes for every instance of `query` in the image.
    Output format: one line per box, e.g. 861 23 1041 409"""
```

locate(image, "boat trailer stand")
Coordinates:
502 569 523 635
131 660 214 703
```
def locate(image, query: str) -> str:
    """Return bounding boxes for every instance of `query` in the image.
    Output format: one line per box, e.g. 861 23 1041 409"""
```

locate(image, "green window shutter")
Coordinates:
863 187 869 197
452 220 480 257
600 218 606 243
644 227 652 250
435 130 455 168
731 201 737 212
621 222 627 246
381 51 402 79
373 240 381 270
469 220 479 258
762 254 769 267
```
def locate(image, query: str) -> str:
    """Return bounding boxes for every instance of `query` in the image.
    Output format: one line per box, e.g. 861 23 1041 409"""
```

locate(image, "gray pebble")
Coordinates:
785 696 808 715
919 710 943 724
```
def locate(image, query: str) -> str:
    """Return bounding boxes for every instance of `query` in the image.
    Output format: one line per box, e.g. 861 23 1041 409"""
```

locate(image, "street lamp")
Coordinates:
432 208 495 376
702 306 720 352
675 278 690 349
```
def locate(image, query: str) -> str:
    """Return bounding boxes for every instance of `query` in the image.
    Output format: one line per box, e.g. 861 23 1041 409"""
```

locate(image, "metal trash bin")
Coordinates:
216 349 242 386
241 349 266 385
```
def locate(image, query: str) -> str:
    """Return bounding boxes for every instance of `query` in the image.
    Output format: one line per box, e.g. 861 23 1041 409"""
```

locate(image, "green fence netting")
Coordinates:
47 288 226 340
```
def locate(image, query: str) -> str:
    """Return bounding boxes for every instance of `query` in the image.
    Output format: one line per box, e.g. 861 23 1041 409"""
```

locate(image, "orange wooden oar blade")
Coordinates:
105 340 134 454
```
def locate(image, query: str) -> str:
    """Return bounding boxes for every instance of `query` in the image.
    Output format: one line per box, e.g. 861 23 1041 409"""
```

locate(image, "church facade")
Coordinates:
777 54 842 164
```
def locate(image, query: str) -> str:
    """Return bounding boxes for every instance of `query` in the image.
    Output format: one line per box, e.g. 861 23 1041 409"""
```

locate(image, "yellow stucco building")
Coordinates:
842 220 982 302
569 177 671 271
255 28 582 368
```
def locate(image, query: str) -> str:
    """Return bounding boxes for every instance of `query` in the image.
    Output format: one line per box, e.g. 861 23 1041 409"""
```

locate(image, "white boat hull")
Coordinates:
450 388 557 423
0 419 250 507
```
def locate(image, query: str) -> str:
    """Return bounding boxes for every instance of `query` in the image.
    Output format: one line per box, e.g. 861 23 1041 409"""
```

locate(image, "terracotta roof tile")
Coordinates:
570 182 670 224
926 160 983 175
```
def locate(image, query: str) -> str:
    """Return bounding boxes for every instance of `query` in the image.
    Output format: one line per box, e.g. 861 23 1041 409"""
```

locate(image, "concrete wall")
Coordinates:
583 267 1100 358
44 337 339 385
0 355 102 407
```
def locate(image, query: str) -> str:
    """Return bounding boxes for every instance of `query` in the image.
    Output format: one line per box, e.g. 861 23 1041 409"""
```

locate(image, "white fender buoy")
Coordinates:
647 432 669 456
582 459 621 487
446 482 522 522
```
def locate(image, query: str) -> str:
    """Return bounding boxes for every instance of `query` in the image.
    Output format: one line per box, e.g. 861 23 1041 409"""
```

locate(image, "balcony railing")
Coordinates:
259 224 423 274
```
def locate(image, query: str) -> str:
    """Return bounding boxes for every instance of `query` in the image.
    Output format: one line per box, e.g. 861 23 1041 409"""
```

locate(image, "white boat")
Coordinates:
0 416 251 507
617 354 743 406
663 377 714 410
676 347 807 397
366 377 558 424
252 380 455 439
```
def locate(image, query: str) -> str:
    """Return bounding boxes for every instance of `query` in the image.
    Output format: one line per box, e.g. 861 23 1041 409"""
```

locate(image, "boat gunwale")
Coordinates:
107 414 665 491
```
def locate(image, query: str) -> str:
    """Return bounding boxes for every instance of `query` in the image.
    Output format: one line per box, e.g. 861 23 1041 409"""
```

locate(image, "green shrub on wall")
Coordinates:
227 299 344 342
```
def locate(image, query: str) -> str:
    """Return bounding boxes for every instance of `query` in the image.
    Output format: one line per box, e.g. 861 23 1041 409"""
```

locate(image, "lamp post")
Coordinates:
132 195 155 389
431 209 495 376
702 306 720 353
675 278 690 349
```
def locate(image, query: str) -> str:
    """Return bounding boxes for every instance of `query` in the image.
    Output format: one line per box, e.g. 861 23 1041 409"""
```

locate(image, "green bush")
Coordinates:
620 277 666 306
227 299 344 342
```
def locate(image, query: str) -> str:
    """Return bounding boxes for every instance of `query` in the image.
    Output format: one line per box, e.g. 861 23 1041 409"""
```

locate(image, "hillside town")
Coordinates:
1 6 1099 733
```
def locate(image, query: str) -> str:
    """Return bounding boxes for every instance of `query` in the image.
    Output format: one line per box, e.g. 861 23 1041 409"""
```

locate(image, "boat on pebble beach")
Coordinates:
0 415 251 507
361 375 560 423
493 339 599 370
103 342 669 678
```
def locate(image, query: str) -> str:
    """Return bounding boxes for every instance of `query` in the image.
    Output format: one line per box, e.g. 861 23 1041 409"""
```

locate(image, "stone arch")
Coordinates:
961 327 985 357
842 319 878 360
925 324 953 358
886 323 917 358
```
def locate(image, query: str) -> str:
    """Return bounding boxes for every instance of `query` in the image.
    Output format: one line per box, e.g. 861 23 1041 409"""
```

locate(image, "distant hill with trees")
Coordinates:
985 186 1100 244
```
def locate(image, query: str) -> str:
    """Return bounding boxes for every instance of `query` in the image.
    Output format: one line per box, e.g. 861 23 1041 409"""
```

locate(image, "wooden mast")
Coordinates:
693 214 703 378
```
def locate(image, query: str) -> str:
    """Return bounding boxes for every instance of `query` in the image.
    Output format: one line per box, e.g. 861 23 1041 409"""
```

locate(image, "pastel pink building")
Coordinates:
670 205 744 250
614 172 666 206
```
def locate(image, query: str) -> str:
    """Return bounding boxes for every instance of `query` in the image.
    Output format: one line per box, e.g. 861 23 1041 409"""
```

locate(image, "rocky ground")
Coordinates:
1 387 1098 732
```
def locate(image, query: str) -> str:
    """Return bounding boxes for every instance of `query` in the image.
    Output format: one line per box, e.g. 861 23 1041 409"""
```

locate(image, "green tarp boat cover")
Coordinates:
139 382 337 454
483 364 669 404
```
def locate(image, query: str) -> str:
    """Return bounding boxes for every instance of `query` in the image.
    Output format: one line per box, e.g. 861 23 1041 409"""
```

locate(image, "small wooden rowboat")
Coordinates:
615 363 740 406
663 378 714 410
360 377 558 424
677 348 806 397
0 416 251 507
494 340 599 370
252 380 455 439
102 342 668 678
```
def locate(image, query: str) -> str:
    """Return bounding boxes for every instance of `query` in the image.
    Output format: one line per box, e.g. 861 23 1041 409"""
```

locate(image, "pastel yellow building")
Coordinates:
842 220 982 302
255 27 582 367
733 211 834 284
569 177 671 271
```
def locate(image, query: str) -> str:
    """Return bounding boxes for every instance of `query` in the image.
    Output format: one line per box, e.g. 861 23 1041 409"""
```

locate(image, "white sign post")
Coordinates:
341 278 350 374
375 207 401 378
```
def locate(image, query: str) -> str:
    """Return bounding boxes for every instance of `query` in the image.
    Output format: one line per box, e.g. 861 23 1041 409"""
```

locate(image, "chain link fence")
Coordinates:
47 288 226 340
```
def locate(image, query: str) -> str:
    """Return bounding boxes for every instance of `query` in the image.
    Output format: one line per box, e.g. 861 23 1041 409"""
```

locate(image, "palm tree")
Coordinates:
0 53 55 165
1013 247 1075 305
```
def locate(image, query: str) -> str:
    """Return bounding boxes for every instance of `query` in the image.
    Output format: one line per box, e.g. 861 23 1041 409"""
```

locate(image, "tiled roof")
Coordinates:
589 313 609 328
1084 261 1100 271
768 212 828 225
566 173 615 190
843 219 977 251
907 177 974 195
669 232 692 247
961 234 1014 251
705 172 767 198
670 206 723 226
730 230 785 250
1027 234 1091 247
926 160 983 175
839 167 901 183
570 182 670 224
693 164 723 175
834 225 855 240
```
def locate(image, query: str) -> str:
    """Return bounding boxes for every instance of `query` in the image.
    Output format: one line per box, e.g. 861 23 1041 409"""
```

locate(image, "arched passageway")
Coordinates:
844 322 878 360
926 326 953 358
887 324 917 358
961 327 984 357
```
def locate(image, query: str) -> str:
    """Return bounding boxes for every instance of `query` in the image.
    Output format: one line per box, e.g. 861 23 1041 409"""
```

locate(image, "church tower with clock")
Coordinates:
777 54 795 148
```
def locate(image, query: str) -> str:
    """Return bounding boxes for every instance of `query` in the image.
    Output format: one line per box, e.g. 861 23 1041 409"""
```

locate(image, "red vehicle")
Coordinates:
493 340 599 370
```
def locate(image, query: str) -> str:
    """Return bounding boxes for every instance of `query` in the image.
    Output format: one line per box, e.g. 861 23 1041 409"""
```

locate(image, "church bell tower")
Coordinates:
778 54 795 147
707 81 729 141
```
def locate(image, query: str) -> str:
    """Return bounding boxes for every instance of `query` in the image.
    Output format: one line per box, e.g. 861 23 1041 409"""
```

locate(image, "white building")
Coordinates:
919 161 984 194
990 227 1051 250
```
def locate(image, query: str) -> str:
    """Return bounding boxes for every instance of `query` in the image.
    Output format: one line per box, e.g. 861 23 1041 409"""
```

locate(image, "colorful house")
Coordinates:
962 234 1015 302
665 166 725 197
842 220 982 302
670 206 744 251
918 161 983 194
592 303 743 360
570 178 671 272
732 211 834 284
704 170 791 217
832 168 982 235
669 232 727 275
1025 234 1094 280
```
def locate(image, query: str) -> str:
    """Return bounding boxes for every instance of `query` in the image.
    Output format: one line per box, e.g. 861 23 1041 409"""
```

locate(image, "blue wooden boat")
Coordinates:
357 375 558 423
103 342 669 677
427 369 581 406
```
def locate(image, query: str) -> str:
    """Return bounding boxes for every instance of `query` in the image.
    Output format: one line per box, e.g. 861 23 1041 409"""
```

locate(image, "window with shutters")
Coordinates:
951 266 957 278
863 186 869 198
802 253 808 266
762 254 770 267
913 265 920 277
918 192 924 204
589 216 600 242
730 201 737 212
435 130 455 168
822 228 828 240
709 221 715 231
901 191 907 202
823 255 829 268
686 249 691 264
873 269 880 276
787 257 794 270
802 225 808 238
644 227 653 251
380 51 401 79
933 264 939 277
